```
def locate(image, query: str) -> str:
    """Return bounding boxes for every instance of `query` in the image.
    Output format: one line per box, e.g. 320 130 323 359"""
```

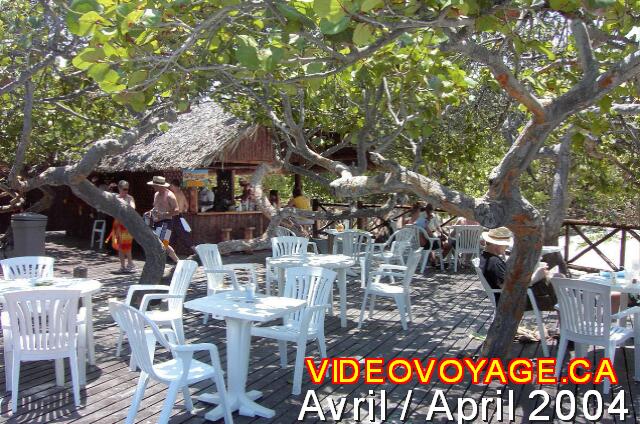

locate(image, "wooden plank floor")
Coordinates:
1 232 639 423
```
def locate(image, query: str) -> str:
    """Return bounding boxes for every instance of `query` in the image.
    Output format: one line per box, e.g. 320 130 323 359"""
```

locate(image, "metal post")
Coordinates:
312 198 319 238
620 229 626 270
564 224 570 263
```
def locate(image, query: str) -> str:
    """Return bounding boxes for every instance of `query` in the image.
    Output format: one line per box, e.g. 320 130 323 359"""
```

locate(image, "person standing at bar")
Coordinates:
146 176 180 264
169 179 196 254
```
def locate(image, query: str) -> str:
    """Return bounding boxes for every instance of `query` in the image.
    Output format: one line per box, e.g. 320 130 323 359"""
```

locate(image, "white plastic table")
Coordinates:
184 292 306 420
541 245 563 256
267 253 355 327
578 273 640 381
0 277 102 365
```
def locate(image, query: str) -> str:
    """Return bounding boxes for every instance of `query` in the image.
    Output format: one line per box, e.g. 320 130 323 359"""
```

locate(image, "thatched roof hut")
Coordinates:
97 101 270 172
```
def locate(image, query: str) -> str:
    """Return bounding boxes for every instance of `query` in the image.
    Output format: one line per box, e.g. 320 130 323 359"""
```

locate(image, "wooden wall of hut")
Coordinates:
185 212 270 247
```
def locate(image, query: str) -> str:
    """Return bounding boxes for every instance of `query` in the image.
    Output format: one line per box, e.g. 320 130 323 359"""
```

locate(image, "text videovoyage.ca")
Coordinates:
297 356 630 422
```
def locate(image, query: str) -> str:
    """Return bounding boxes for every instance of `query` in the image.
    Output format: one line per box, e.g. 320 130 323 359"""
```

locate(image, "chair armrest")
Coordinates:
301 304 331 329
171 342 223 374
612 306 640 320
124 284 169 305
370 270 405 279
379 264 408 272
140 293 183 312
308 241 319 254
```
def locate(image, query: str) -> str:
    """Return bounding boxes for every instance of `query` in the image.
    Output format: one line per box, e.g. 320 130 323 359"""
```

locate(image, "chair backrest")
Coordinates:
452 225 483 254
390 240 412 263
472 257 498 310
551 277 612 340
4 289 80 355
272 236 309 258
168 260 198 311
283 266 336 332
195 244 224 290
275 226 296 237
1 256 55 280
402 249 423 286
109 301 169 380
332 231 372 260
391 227 420 250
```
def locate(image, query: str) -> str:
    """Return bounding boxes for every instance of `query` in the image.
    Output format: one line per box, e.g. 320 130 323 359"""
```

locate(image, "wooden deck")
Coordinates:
1 232 639 423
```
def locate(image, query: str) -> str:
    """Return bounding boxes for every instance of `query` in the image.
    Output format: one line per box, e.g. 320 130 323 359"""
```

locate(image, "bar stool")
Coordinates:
221 228 232 242
90 220 106 250
244 226 256 240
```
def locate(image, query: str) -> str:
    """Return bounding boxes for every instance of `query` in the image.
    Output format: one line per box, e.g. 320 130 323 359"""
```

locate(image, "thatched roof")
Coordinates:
98 102 254 172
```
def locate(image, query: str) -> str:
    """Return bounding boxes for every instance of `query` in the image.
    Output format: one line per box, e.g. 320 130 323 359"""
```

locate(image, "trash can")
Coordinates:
11 212 48 257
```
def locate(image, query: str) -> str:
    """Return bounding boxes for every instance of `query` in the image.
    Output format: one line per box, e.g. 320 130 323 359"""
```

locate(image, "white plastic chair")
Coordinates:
447 225 483 272
472 258 550 356
1 256 54 280
358 248 423 331
90 219 106 250
414 226 445 273
265 236 309 296
551 277 640 394
275 226 319 254
115 260 197 357
371 227 419 264
251 266 336 395
109 301 233 424
332 230 372 285
4 289 86 413
275 226 296 237
195 244 258 322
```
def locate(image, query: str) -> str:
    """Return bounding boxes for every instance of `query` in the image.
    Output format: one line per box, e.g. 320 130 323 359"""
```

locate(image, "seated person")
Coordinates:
199 185 215 212
288 186 313 226
479 227 558 311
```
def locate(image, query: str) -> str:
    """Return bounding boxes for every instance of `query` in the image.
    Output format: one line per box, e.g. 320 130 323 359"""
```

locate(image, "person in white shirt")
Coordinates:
199 186 215 212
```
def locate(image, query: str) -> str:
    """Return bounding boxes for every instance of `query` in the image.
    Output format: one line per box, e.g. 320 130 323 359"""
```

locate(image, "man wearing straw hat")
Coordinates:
479 227 557 311
146 176 180 264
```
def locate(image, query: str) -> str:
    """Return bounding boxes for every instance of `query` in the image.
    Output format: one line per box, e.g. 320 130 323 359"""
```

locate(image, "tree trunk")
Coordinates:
481 221 543 358
544 131 572 245
72 180 165 283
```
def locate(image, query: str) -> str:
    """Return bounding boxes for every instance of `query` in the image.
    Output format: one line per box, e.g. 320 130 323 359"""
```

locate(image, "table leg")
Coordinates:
84 295 96 365
634 312 640 382
338 268 347 328
278 268 285 296
199 318 275 420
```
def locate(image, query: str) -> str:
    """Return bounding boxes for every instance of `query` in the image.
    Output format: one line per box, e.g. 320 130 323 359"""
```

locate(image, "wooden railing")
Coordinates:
562 219 640 272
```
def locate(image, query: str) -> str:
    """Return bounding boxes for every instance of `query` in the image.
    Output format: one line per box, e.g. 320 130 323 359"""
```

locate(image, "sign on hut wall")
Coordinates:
183 169 215 187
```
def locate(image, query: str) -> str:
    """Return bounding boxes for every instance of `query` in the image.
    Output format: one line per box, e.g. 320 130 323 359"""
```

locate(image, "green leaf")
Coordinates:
361 0 384 12
319 17 350 35
236 35 260 70
586 0 616 8
87 63 120 83
313 0 340 17
548 0 580 12
66 0 103 35
263 47 284 71
141 9 161 27
128 70 148 88
353 23 373 46
71 48 105 70
76 11 108 36
114 91 146 110
157 122 170 132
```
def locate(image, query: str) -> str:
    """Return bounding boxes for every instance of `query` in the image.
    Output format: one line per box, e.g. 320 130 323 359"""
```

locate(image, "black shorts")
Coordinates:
424 239 440 250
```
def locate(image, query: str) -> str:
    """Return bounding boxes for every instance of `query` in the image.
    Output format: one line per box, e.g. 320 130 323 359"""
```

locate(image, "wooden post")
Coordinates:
312 198 319 238
294 173 302 191
356 200 366 230
564 224 570 264
620 229 626 269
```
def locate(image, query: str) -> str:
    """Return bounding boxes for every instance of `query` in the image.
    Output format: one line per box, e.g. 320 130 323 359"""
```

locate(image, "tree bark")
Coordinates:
71 180 165 283
544 130 573 245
